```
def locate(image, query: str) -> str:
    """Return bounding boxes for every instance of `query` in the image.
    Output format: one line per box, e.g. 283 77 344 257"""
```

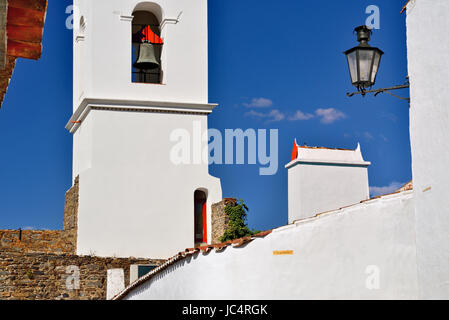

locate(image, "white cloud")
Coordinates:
246 106 346 124
267 109 286 122
288 110 315 121
245 110 265 118
243 97 273 108
381 112 398 122
369 181 404 197
22 226 37 230
315 108 347 124
364 132 374 140
245 109 285 122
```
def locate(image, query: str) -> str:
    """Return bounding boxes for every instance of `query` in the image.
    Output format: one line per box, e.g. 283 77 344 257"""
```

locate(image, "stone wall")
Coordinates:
211 198 236 244
63 176 79 252
0 230 74 254
0 251 164 300
0 175 168 300
0 177 79 255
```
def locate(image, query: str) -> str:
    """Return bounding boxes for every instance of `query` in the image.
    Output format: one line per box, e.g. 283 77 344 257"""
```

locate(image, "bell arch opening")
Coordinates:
132 10 163 84
194 189 208 246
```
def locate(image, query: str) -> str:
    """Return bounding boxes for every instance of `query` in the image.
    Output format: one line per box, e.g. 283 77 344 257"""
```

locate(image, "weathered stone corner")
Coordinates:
211 198 237 244
63 176 79 254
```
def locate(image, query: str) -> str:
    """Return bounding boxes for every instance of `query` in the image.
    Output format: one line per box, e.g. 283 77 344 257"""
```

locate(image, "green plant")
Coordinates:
219 199 259 242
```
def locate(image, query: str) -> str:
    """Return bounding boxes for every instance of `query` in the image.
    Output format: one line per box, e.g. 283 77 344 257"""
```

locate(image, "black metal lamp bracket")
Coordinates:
347 84 410 102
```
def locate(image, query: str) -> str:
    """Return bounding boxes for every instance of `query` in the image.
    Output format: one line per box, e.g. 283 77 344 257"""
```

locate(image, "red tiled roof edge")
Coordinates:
298 145 354 151
397 180 413 192
112 230 272 300
364 180 413 202
290 186 415 224
1 0 48 108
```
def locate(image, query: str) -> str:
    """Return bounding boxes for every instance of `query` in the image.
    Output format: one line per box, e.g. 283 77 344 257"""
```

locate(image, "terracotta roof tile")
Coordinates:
298 145 353 151
397 180 413 192
253 230 272 237
0 0 47 108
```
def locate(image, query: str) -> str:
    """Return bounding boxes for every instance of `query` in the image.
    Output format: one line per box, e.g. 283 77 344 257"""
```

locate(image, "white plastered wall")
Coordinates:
125 192 418 300
75 109 222 259
406 0 449 299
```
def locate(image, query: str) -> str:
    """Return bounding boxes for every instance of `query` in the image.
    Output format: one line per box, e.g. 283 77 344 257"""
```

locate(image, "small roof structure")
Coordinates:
286 139 371 169
0 0 48 108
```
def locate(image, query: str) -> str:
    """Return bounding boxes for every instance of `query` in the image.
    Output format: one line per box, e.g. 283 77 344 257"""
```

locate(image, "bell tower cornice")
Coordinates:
66 98 218 134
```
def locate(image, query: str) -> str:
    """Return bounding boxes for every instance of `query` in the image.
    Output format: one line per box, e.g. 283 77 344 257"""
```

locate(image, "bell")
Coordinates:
133 41 160 70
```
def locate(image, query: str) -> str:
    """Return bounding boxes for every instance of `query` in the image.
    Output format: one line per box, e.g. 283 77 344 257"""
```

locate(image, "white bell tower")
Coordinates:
67 0 222 259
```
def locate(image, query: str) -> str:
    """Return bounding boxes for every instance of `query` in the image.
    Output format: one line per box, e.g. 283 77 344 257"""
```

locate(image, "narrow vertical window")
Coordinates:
194 190 208 245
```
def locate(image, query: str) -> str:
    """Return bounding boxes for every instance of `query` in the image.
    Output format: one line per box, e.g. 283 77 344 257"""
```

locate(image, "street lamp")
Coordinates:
344 26 383 93
344 25 409 100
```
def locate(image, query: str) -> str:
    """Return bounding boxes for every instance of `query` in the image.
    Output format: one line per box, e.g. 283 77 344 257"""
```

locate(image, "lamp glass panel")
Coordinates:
346 51 358 84
370 51 381 83
358 49 374 82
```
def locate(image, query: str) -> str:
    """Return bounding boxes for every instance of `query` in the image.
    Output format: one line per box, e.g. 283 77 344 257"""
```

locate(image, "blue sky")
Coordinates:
0 0 410 232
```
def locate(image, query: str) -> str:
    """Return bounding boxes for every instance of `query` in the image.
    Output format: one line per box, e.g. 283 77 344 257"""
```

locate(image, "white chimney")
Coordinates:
286 140 371 223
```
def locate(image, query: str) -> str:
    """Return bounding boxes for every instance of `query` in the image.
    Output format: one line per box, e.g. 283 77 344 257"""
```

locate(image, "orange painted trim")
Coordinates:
400 0 411 14
139 25 163 44
273 250 294 255
202 201 207 243
291 139 298 161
